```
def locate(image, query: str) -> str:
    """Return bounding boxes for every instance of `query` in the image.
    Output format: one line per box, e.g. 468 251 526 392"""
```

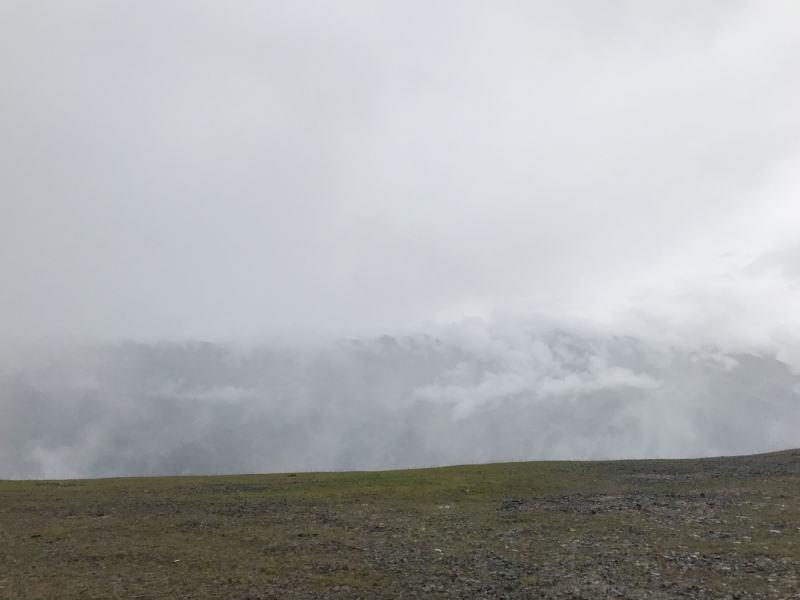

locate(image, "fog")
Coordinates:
1 2 800 478
2 322 800 479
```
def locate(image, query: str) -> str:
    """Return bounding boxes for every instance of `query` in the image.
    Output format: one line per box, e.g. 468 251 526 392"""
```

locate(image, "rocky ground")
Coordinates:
2 450 800 599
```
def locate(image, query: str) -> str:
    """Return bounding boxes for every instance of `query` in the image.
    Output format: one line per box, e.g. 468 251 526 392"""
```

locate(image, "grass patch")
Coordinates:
2 450 800 598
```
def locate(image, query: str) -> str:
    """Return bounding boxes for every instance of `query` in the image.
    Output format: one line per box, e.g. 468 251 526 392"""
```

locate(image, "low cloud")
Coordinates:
2 319 799 480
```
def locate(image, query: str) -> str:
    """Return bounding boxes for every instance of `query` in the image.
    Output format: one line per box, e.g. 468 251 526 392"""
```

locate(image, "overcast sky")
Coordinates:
2 2 800 477
2 0 798 348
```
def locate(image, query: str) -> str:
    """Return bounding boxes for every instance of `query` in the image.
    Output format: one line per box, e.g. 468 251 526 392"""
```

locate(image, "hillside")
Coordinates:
2 450 800 599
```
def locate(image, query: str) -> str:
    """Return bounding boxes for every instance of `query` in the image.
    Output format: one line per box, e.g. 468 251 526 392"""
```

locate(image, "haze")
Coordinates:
1 1 799 478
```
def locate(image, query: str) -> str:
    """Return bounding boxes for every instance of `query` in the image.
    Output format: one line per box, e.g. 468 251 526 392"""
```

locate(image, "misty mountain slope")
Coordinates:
2 325 799 480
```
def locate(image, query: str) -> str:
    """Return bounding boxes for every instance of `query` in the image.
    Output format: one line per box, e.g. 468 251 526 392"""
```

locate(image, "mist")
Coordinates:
1 2 800 478
2 320 799 479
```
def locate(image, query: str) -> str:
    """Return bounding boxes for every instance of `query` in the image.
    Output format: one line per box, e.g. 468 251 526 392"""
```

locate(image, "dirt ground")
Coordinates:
2 450 800 599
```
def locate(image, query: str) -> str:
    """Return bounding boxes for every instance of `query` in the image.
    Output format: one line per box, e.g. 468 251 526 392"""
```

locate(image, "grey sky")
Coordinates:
2 2 800 478
2 1 798 346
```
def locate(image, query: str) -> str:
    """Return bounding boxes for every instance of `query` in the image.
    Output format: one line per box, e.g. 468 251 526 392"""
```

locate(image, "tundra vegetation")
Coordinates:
2 450 800 599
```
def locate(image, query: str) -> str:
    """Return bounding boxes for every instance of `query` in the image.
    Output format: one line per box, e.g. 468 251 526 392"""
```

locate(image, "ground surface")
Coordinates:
2 450 800 599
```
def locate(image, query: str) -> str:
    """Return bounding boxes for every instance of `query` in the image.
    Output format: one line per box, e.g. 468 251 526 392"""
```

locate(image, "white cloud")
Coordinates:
0 1 798 342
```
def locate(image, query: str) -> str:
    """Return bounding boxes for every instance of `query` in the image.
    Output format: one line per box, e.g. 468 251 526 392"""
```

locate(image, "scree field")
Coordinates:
2 450 800 599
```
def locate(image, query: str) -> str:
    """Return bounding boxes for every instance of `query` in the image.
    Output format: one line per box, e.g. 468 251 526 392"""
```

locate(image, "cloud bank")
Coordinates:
3 321 799 479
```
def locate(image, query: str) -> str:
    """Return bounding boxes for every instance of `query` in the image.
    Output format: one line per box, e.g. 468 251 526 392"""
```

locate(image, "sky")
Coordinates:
1 1 800 477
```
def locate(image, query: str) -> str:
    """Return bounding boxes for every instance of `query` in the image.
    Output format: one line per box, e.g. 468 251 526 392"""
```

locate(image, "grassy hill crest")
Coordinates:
3 449 800 599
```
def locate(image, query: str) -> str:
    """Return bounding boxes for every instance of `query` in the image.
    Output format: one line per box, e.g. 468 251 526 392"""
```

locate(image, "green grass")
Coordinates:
2 451 800 599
